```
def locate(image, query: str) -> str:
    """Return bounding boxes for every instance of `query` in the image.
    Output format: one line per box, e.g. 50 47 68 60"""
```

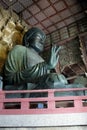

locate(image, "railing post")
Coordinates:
48 90 55 109
0 91 5 110
21 101 29 110
74 99 82 108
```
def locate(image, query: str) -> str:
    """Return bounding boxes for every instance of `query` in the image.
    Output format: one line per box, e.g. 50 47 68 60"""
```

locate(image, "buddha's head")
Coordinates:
23 27 46 53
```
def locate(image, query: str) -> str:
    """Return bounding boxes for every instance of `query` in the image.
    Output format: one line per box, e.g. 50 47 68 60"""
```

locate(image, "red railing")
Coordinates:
0 87 87 115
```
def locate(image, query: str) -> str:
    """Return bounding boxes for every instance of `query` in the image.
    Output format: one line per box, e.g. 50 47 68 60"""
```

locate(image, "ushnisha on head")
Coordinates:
23 27 46 53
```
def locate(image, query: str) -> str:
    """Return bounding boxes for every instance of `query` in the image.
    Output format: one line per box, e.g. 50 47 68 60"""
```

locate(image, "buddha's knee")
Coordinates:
45 73 68 89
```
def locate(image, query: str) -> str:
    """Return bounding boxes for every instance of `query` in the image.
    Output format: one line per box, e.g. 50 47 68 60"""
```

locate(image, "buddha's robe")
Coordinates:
3 45 50 86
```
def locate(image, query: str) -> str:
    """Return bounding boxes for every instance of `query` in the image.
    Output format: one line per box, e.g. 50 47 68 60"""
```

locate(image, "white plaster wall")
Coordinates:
0 113 87 129
0 126 87 130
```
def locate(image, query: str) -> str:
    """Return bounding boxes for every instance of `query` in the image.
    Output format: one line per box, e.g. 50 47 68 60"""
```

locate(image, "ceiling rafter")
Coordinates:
1 0 85 34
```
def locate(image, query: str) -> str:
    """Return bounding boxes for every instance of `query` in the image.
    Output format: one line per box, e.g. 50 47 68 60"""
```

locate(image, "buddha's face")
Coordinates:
29 32 45 53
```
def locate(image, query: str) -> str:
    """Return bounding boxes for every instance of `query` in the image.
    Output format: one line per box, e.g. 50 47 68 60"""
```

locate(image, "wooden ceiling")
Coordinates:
0 0 86 34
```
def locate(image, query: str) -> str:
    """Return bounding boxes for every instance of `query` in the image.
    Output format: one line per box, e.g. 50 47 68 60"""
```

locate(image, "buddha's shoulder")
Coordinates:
10 45 27 55
13 45 26 49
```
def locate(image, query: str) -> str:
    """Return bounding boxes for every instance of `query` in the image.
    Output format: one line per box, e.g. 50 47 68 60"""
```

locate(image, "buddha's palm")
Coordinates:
47 45 61 69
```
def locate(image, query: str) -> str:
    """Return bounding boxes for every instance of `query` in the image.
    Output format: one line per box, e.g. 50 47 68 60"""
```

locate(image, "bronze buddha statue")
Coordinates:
3 27 85 98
